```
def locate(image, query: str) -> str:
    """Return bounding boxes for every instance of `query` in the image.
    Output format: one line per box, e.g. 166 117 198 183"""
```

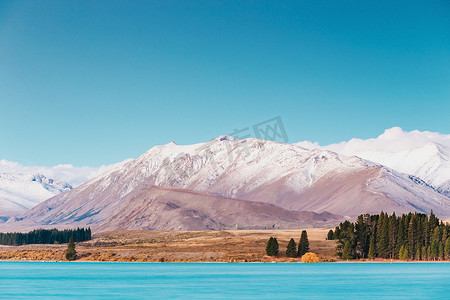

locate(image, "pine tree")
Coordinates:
355 215 367 258
377 212 389 258
376 212 384 256
416 215 425 253
266 237 274 256
0 228 91 246
286 238 297 258
432 226 441 245
388 213 397 259
431 241 439 260
429 210 438 229
272 237 279 256
266 237 273 256
333 226 341 240
415 247 421 260
442 227 448 244
297 230 310 257
445 237 450 260
407 216 417 260
421 246 427 261
368 235 375 259
342 240 352 260
333 211 447 261
424 216 430 248
399 245 409 260
65 237 77 261
327 230 334 240
439 242 444 261
265 237 279 256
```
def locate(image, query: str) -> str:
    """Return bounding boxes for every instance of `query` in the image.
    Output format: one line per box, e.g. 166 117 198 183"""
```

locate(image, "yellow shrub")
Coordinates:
301 252 319 263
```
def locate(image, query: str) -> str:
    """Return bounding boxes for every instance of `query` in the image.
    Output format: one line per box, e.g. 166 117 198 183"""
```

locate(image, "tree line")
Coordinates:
329 211 450 260
0 228 92 246
266 230 310 257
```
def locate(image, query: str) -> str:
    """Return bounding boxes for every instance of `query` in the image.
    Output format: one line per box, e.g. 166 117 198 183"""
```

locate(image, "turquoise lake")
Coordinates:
0 262 449 299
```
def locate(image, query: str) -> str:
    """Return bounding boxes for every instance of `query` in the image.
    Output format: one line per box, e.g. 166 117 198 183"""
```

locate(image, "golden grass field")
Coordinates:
0 228 337 262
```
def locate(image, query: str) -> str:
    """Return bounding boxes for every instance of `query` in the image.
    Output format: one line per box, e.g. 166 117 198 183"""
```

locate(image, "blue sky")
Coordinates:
1 1 449 166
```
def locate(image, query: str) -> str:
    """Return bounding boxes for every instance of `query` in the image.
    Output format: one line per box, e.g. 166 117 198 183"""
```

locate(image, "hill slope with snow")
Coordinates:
0 173 72 220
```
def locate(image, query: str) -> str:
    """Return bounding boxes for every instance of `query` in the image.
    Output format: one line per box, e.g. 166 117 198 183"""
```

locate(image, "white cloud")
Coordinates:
0 159 133 187
296 127 450 153
323 127 450 154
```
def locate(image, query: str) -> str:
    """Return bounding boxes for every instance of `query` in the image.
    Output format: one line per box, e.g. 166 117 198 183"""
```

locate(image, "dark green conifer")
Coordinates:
431 241 439 260
429 210 438 229
0 228 91 246
265 237 274 256
265 237 279 256
442 227 447 244
342 240 352 260
376 212 384 255
445 237 450 260
421 246 427 260
327 230 334 240
432 226 441 244
399 245 408 260
368 235 375 259
424 216 431 248
388 213 398 259
65 237 77 261
333 226 341 240
297 230 310 257
439 241 444 260
265 237 272 256
272 237 279 256
286 238 297 258
416 215 425 253
415 247 421 260
377 212 389 258
333 211 447 261
407 216 417 260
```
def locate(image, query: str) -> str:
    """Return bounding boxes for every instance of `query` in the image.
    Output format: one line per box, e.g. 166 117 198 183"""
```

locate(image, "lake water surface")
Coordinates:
0 262 448 299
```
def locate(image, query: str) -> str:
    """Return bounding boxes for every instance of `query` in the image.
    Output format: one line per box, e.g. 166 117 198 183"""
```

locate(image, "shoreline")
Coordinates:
1 258 449 264
1 229 448 264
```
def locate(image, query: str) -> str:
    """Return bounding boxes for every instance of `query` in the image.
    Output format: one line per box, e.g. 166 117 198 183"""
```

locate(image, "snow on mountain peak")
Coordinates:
0 173 72 218
84 137 377 205
295 127 450 194
217 135 239 142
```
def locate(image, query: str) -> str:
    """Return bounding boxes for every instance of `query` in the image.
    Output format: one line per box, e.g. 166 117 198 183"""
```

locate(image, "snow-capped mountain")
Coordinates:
0 173 72 220
0 158 133 187
296 127 450 196
5 135 450 232
105 136 450 216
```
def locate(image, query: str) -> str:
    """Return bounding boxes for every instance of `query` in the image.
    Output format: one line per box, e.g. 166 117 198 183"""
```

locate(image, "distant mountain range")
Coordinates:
0 174 72 221
3 128 449 232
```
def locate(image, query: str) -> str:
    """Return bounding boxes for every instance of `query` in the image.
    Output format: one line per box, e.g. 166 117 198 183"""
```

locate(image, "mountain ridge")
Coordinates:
3 136 450 232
